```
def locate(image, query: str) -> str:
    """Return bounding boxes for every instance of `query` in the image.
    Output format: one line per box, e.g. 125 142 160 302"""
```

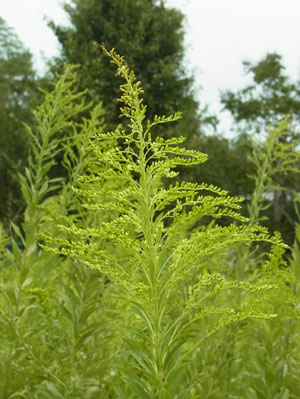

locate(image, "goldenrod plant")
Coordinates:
192 116 300 398
41 48 289 398
0 66 115 398
1 48 298 398
248 115 300 225
291 194 300 281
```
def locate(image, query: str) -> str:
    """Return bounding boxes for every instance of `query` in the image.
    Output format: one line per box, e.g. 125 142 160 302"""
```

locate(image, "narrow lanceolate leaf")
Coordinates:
119 367 151 399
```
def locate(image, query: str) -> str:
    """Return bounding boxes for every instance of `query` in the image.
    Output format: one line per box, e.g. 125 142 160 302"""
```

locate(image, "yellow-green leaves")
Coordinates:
39 49 291 397
248 115 300 224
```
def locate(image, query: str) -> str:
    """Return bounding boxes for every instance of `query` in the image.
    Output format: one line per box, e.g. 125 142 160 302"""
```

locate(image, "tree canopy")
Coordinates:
49 0 216 138
221 53 300 244
221 53 300 133
0 17 38 226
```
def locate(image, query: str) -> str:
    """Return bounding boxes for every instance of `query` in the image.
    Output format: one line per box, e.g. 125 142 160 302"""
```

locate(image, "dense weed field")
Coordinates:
0 48 300 398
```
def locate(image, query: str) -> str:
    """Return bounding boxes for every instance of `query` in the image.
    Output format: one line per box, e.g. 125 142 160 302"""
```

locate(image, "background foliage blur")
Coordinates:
1 0 299 244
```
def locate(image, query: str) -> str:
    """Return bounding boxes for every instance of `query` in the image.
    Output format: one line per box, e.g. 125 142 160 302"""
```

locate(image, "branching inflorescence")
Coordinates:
42 48 288 398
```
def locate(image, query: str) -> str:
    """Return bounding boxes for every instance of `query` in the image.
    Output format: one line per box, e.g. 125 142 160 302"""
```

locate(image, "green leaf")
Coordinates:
119 367 151 399
11 223 25 244
123 337 154 375
130 303 154 335
43 382 64 398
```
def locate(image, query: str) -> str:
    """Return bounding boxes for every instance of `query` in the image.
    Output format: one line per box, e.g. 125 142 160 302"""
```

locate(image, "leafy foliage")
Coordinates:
49 0 216 139
0 66 116 398
0 18 38 226
41 48 288 397
221 53 300 133
221 53 300 244
248 115 300 225
1 47 300 398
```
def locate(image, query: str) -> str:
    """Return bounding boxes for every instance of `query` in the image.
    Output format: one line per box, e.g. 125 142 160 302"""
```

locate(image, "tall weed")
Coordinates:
0 49 298 398
43 48 288 398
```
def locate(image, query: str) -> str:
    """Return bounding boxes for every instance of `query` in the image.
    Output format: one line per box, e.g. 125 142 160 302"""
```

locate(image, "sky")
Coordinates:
1 0 300 136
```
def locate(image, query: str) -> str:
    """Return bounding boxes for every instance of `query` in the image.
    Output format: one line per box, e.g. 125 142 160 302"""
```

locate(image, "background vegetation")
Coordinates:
1 1 300 397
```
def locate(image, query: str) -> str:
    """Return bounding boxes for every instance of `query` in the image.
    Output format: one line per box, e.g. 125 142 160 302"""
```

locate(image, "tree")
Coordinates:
221 53 300 244
49 0 216 140
0 18 39 227
195 132 255 197
221 53 300 133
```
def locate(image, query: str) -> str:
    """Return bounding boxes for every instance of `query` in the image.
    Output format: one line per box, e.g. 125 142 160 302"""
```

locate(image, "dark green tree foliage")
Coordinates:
192 132 255 198
0 18 38 226
49 0 215 138
221 53 300 244
221 53 300 133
